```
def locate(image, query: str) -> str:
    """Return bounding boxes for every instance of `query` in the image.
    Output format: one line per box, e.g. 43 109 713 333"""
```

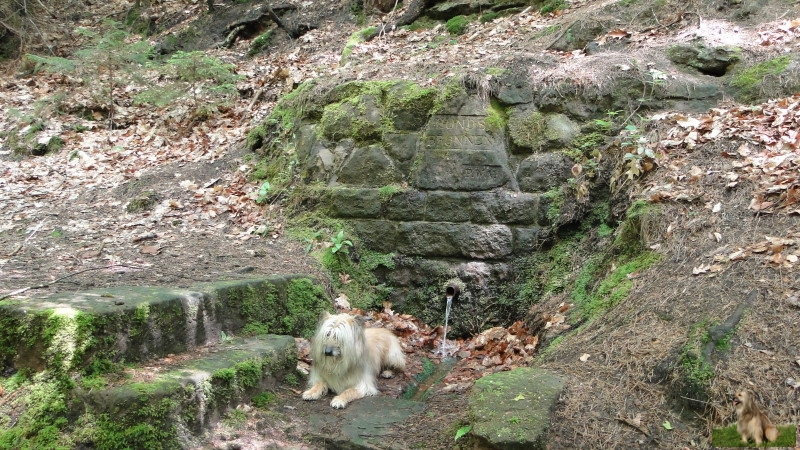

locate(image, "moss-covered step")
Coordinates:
0 334 296 450
0 276 329 375
468 367 565 450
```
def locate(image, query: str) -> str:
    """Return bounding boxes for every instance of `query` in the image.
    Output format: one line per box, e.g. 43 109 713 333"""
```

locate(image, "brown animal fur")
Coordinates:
733 390 779 445
302 312 405 409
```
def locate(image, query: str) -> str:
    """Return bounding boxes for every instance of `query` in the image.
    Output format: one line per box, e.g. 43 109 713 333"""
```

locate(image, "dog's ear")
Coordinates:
319 311 332 322
353 314 366 327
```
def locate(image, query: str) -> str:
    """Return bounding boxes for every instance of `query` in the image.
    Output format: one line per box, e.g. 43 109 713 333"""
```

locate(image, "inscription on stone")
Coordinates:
422 115 494 152
415 114 509 190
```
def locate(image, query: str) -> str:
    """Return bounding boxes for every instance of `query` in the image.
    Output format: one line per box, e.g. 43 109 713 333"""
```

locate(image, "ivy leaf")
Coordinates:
454 425 471 441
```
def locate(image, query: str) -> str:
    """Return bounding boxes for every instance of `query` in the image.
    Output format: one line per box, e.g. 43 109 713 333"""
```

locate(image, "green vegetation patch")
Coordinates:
221 277 329 338
507 109 547 151
712 424 796 447
485 99 508 135
341 27 377 64
247 30 274 57
446 15 469 35
540 0 568 14
731 56 792 101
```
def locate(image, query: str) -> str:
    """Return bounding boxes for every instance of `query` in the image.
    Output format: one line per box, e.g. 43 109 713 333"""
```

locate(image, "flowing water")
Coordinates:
435 295 458 357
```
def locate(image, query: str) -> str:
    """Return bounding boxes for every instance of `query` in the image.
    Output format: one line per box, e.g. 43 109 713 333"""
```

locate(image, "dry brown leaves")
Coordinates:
643 95 800 274
295 302 570 391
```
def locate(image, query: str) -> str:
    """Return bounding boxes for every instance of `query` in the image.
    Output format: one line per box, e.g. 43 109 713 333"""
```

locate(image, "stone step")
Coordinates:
75 334 296 449
0 275 328 374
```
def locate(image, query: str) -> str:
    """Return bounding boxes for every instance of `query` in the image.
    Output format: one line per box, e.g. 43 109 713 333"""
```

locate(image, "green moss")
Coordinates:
0 378 68 448
613 200 658 255
578 252 661 319
251 391 277 408
92 398 180 450
125 192 159 213
731 56 792 101
341 27 377 64
540 0 567 14
542 188 564 223
247 30 273 58
378 184 405 201
480 12 500 23
446 15 469 35
533 24 561 39
485 99 508 134
284 278 330 338
508 109 546 151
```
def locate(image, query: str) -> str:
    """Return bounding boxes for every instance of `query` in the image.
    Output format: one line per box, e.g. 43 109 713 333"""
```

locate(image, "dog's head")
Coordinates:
314 311 365 358
733 391 753 414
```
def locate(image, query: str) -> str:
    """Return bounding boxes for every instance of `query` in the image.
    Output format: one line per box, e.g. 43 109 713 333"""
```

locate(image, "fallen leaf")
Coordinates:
140 245 161 255
513 393 525 401
579 353 590 362
334 294 351 310
663 421 673 430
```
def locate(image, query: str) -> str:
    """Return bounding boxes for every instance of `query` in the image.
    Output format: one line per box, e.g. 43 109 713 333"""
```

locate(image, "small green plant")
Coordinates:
251 391 277 409
593 110 622 131
446 15 469 35
509 416 520 424
27 21 153 129
480 12 500 23
620 124 656 180
284 372 299 386
454 425 472 441
50 229 64 238
330 229 353 255
640 68 667 101
255 181 272 204
136 50 243 119
220 330 233 343
540 0 567 14
304 230 324 253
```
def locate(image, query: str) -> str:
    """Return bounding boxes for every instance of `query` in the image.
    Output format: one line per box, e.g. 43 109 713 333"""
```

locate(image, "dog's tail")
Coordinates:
764 424 779 442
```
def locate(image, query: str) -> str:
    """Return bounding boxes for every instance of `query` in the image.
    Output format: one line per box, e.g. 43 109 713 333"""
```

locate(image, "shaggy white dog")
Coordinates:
302 312 405 408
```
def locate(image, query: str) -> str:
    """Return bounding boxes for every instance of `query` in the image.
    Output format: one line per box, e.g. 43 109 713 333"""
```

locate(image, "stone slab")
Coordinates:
469 367 566 450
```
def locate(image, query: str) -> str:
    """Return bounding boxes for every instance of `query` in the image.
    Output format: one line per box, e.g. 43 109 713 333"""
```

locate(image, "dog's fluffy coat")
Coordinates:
733 390 779 445
302 312 405 408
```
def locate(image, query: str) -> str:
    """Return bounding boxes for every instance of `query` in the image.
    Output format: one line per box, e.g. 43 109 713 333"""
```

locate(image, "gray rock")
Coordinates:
329 187 382 218
338 144 403 186
516 152 573 192
666 42 741 76
469 368 566 450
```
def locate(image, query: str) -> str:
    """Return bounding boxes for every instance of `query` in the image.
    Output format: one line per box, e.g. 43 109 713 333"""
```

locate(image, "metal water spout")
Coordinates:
437 282 461 357
445 283 460 302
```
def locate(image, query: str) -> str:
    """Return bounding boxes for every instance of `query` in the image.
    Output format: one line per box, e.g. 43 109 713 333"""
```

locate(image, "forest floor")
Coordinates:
2 0 800 448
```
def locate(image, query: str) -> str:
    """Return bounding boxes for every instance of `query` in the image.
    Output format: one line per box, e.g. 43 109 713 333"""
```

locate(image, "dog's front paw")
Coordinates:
302 384 325 400
330 396 349 409
380 369 395 379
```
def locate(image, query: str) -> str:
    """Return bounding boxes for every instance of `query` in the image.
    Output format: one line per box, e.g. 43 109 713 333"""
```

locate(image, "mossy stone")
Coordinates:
469 368 565 450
